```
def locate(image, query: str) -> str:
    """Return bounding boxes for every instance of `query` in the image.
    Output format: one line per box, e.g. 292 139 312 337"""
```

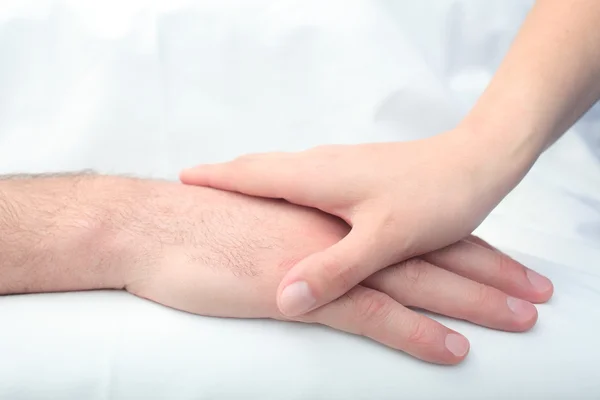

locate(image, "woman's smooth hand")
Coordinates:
180 129 538 317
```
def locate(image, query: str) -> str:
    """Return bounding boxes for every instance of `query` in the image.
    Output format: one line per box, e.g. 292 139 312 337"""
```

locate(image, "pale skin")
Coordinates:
180 0 600 318
0 174 551 365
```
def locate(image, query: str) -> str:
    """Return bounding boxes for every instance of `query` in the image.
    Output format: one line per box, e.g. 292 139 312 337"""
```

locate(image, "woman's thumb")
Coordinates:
276 227 394 317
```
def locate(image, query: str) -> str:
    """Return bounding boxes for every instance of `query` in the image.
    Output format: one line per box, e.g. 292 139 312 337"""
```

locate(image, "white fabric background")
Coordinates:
0 0 599 398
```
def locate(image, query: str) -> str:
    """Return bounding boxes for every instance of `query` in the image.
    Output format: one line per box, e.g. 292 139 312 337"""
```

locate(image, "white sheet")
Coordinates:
0 0 599 398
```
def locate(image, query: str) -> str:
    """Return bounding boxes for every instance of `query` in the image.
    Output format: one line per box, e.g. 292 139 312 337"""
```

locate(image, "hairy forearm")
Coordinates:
0 173 157 295
461 0 600 164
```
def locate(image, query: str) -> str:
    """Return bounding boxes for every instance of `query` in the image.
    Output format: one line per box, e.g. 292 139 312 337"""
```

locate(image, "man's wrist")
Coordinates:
0 174 158 294
101 177 215 292
79 175 179 292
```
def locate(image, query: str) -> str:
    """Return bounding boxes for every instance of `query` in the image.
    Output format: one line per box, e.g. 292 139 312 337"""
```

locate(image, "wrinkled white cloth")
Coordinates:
0 0 599 398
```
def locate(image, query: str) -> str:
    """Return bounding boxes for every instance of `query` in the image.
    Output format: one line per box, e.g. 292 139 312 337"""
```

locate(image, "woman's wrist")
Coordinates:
448 116 542 202
459 96 548 161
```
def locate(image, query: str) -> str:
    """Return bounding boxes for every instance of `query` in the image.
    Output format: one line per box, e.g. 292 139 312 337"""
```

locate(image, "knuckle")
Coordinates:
493 252 529 285
406 315 436 347
399 259 429 289
494 252 513 277
472 283 495 309
320 253 356 292
353 290 394 328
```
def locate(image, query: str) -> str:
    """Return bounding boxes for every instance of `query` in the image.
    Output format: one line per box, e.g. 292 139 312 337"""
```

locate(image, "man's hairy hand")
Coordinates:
120 179 552 365
0 174 552 365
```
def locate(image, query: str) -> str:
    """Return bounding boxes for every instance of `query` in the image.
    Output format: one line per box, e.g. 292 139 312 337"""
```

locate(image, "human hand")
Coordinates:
125 182 552 365
179 130 539 317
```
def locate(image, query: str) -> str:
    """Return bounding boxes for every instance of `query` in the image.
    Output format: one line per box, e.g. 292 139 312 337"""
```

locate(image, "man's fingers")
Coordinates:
298 285 469 365
276 226 394 317
364 259 538 332
422 240 554 304
180 153 299 200
464 235 496 251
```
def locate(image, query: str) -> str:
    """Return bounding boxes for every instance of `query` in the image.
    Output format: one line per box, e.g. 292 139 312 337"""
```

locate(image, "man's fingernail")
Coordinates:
445 334 469 357
507 297 537 320
279 281 316 316
526 269 553 292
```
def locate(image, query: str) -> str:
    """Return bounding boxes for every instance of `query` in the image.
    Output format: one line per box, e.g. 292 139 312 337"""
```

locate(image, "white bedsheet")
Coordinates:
0 0 599 398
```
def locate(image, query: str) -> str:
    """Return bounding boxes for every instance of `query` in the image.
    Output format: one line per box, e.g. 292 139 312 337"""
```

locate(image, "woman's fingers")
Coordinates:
364 259 538 332
296 285 470 365
276 224 402 317
180 153 301 201
422 239 554 304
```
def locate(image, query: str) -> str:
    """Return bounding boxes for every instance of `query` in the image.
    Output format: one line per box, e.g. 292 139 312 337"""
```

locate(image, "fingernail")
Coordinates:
506 297 537 320
526 269 553 292
445 334 469 357
279 281 316 316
